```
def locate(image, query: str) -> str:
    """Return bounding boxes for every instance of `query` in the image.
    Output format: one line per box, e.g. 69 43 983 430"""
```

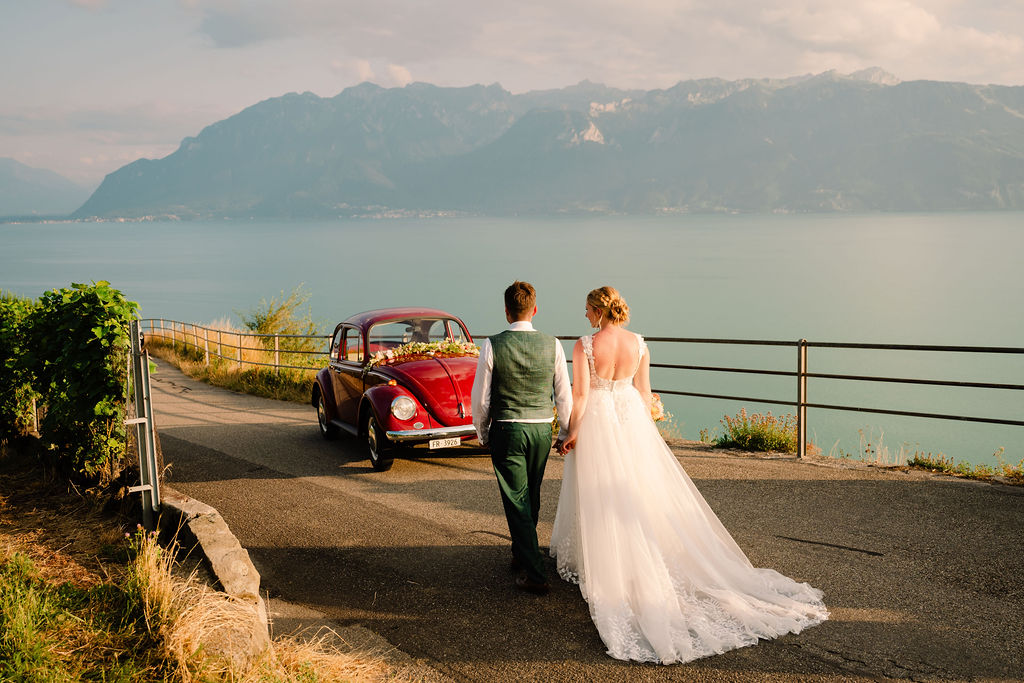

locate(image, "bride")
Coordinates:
550 286 828 664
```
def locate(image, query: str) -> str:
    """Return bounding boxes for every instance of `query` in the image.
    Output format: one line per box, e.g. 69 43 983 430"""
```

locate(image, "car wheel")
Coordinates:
317 393 339 440
366 415 394 471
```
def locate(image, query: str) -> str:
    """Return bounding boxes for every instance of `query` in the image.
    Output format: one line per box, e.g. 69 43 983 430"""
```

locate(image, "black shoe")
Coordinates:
514 570 550 596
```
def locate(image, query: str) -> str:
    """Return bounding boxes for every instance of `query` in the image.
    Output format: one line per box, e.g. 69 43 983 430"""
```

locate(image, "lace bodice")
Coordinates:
580 333 647 391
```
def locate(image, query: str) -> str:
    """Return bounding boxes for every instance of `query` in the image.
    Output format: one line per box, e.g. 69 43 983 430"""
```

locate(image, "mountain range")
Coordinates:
0 158 92 217
73 69 1024 218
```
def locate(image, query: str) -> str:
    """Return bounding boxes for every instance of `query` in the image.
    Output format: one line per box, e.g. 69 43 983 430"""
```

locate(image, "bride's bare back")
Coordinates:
590 326 643 380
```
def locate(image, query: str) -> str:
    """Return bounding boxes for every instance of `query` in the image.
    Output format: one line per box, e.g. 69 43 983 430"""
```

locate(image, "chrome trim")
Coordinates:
386 424 477 442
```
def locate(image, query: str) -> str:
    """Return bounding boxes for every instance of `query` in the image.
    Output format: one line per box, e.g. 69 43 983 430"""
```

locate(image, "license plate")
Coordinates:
429 437 461 449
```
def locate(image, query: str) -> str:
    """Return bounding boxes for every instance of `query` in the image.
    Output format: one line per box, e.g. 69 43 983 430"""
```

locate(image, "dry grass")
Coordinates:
0 448 414 682
130 532 397 682
145 319 320 404
245 633 395 683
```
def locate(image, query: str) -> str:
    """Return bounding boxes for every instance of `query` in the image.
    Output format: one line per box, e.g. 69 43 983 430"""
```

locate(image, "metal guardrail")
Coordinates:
145 319 1023 458
556 335 1024 458
141 318 331 372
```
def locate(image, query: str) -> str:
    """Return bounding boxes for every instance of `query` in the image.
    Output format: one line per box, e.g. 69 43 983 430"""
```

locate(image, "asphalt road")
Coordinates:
151 361 1024 682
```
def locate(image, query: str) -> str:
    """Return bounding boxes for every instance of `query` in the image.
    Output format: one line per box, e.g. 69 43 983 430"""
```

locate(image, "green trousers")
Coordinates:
488 421 551 583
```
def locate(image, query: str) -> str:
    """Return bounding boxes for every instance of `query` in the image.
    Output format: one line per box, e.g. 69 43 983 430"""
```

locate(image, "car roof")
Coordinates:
342 307 462 329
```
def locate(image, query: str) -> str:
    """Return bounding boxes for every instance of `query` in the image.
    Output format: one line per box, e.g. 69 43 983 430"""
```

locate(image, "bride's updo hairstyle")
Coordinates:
587 286 630 325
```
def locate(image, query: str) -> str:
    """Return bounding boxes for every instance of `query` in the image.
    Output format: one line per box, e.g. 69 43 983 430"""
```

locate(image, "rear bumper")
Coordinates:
386 424 477 443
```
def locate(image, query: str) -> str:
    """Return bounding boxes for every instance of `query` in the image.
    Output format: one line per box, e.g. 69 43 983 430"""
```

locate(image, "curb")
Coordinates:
157 486 450 680
158 485 271 663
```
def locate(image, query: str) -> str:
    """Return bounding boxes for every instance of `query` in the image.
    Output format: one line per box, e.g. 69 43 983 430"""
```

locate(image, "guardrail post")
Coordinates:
797 339 808 458
275 334 280 375
237 334 242 370
203 327 210 366
128 320 160 529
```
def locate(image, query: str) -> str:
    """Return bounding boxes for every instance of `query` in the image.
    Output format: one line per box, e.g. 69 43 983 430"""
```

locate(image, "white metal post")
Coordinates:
797 339 808 458
128 320 160 529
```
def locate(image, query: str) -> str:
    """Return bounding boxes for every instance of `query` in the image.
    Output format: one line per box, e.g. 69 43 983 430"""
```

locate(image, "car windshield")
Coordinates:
367 318 467 355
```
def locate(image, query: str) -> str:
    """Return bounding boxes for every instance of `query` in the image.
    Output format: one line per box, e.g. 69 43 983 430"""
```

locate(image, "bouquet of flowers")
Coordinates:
367 340 480 369
650 392 670 422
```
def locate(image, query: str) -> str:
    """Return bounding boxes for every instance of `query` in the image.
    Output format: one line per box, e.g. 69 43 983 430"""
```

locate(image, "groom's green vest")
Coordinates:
490 330 557 421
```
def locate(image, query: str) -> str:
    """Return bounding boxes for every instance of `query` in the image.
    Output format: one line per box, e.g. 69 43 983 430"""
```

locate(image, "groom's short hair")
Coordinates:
504 281 536 318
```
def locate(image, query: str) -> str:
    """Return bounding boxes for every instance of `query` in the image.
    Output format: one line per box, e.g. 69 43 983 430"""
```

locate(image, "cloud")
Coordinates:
0 103 216 144
170 0 1023 87
751 0 1024 83
355 59 375 82
387 64 412 87
760 1 942 53
198 6 283 48
330 58 376 83
67 0 107 9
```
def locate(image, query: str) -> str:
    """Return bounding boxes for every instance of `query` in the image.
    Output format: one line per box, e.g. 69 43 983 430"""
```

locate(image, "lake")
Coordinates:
3 213 1022 466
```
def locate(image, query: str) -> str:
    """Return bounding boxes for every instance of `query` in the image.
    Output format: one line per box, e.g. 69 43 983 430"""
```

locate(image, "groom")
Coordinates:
471 281 572 595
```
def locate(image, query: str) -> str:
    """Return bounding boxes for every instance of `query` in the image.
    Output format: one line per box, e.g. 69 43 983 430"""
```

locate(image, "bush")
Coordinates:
714 407 798 453
0 291 38 441
238 284 321 355
25 282 138 485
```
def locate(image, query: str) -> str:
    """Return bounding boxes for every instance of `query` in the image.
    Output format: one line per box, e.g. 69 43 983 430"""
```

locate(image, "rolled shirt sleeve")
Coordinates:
552 338 573 441
470 338 493 445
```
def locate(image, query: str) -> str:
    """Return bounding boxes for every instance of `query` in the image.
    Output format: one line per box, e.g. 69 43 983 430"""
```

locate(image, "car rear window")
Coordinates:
367 318 464 352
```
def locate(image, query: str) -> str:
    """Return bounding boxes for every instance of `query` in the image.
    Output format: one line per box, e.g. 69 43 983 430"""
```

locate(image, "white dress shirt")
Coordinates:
470 320 573 446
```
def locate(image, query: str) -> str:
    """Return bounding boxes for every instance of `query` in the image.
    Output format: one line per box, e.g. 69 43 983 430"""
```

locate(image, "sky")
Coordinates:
3 0 1023 188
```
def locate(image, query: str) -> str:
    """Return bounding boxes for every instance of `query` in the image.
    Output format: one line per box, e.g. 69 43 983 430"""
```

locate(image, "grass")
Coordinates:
0 448 409 682
827 428 914 467
146 319 320 404
703 408 805 454
906 447 1024 484
826 429 1024 485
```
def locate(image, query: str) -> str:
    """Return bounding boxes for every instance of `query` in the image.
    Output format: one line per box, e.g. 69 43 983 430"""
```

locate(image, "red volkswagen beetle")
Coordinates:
312 308 479 470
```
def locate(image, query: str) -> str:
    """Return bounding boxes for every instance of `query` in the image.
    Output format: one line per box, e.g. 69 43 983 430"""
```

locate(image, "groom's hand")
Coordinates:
554 439 564 454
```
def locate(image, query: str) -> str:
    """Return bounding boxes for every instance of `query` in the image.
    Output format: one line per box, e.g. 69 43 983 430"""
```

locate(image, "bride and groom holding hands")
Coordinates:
470 281 828 665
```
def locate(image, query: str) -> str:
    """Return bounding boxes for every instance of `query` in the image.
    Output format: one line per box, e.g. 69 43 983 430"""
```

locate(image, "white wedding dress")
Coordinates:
550 334 828 664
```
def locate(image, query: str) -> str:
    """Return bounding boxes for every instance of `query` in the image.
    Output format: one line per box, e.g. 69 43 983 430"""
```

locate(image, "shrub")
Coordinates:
714 407 798 453
237 284 321 356
25 281 138 485
0 291 38 441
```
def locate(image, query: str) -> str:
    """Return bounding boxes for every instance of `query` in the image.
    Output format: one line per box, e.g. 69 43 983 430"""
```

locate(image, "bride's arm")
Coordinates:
563 339 590 452
633 346 653 414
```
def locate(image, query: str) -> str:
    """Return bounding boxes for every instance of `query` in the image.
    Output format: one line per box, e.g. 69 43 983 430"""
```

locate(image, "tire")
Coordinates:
316 392 339 440
366 415 394 471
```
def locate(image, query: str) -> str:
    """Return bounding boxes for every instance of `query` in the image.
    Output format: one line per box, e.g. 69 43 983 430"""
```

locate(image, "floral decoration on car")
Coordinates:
367 340 480 369
650 392 670 422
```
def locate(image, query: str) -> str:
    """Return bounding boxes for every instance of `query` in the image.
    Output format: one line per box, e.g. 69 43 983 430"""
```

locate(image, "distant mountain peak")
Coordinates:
71 75 1024 219
0 157 92 217
848 67 901 85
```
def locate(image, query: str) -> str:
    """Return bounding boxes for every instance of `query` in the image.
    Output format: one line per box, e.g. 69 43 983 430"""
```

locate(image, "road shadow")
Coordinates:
247 538 1020 681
